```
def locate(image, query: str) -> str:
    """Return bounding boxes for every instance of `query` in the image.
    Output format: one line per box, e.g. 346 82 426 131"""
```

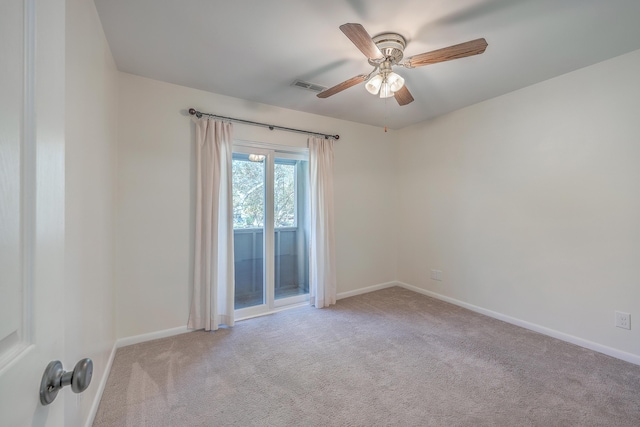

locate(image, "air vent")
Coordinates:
291 79 327 93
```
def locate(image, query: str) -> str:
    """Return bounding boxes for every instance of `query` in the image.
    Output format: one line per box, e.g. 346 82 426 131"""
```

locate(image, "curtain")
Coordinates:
188 118 235 331
308 137 337 308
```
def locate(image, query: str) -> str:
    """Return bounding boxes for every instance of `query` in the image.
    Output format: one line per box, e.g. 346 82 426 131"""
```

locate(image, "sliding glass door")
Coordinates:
232 143 309 317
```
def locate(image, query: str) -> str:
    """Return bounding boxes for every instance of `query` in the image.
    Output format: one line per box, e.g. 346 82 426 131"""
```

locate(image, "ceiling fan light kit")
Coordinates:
365 59 406 98
317 23 488 106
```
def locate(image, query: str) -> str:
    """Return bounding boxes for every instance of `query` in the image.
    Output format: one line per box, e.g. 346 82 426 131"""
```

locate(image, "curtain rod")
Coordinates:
188 108 339 140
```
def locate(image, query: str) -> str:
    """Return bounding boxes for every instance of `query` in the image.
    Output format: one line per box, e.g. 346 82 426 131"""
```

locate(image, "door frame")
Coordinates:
232 140 310 320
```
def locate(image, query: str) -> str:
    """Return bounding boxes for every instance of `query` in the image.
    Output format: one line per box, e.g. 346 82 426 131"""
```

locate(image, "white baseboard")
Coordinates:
104 280 640 368
396 281 640 366
84 342 117 427
113 282 396 351
337 281 397 300
116 326 191 348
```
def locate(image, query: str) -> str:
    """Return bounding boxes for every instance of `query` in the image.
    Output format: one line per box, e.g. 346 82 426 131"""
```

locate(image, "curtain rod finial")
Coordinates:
188 108 203 118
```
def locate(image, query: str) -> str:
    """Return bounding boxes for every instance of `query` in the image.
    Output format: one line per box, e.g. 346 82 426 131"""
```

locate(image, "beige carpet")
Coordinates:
93 287 640 426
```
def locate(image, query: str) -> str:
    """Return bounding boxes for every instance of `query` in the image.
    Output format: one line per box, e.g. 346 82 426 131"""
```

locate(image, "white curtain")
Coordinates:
308 137 337 308
188 118 235 331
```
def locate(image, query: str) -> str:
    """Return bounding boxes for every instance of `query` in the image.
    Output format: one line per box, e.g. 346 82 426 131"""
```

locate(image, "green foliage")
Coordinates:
232 158 295 229
274 163 295 227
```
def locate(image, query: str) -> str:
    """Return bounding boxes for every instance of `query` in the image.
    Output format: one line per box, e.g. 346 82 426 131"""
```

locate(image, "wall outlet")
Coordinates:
430 269 442 281
615 311 631 330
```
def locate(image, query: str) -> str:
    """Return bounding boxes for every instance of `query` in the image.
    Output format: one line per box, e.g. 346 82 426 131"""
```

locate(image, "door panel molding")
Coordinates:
1 0 66 424
0 0 35 372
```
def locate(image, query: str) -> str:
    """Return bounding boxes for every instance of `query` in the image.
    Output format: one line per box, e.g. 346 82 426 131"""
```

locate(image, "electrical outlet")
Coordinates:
615 311 631 330
430 269 442 281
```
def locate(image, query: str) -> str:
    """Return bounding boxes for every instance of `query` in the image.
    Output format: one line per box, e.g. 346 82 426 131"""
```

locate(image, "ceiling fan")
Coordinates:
317 23 488 106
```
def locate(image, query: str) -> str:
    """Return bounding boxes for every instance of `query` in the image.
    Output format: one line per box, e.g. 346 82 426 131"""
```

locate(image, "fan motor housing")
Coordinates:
372 33 406 64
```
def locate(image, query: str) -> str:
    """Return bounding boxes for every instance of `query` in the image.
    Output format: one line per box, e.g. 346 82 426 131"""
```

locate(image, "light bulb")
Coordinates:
365 74 383 95
387 72 405 92
248 154 265 162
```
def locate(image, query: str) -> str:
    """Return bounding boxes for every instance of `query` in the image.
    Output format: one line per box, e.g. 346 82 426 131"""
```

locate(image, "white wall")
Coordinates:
116 74 397 338
65 0 118 424
396 49 640 358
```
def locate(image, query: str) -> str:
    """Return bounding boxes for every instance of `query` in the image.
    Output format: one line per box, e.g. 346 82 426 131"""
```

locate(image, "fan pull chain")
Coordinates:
384 97 388 132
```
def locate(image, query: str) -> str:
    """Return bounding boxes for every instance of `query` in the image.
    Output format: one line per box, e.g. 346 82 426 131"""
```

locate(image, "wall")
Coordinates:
65 0 118 424
116 74 397 338
396 49 640 359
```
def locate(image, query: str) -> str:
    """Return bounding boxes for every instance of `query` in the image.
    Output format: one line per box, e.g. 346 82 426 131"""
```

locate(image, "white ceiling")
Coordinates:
94 0 640 129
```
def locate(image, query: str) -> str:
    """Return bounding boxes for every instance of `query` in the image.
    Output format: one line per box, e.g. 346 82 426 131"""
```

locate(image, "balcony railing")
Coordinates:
233 227 308 308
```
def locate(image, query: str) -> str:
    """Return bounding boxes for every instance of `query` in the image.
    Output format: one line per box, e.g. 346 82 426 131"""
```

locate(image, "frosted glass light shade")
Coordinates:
365 74 383 95
379 82 393 98
387 72 405 92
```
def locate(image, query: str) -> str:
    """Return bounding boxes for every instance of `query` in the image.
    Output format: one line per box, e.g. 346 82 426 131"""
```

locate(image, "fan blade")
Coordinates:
394 85 414 106
317 75 367 98
340 23 384 59
405 38 488 68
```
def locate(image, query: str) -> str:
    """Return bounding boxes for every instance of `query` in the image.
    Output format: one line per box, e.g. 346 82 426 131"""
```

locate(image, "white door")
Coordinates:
0 0 66 425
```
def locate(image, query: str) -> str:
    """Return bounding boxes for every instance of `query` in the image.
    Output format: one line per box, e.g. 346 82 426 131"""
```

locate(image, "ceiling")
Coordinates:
94 0 640 130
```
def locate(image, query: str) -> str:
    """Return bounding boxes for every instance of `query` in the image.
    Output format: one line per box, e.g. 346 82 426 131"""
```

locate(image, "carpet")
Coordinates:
93 287 640 426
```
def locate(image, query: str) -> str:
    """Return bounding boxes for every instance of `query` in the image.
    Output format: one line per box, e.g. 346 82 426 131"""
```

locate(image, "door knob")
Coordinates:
40 358 93 405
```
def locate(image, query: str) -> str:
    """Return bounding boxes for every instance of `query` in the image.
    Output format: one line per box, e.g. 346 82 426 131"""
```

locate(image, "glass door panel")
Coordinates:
274 157 309 302
232 152 265 309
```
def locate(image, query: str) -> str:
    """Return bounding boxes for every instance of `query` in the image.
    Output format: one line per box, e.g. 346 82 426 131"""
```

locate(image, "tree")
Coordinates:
274 163 295 227
232 159 264 228
232 158 296 229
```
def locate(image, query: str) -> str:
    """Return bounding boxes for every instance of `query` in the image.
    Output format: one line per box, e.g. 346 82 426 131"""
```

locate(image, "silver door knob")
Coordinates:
40 358 93 405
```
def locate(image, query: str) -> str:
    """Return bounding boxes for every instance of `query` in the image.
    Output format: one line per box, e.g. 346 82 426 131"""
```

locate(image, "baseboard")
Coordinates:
396 281 640 366
113 284 395 350
84 342 117 427
116 326 191 348
108 281 640 366
337 281 397 300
